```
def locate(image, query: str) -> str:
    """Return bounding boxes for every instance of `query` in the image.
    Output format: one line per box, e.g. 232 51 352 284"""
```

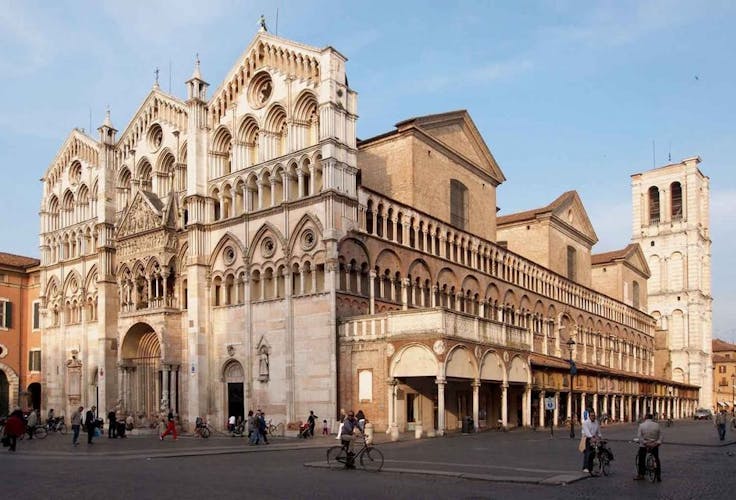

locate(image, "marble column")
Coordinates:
472 380 480 432
436 378 446 436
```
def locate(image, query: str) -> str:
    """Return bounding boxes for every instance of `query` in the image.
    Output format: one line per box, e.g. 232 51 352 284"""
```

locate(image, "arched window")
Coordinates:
648 186 660 224
670 182 682 221
450 179 468 230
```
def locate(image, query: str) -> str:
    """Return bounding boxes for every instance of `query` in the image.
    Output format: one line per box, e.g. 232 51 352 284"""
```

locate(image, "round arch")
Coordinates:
479 351 504 382
390 344 439 378
445 345 477 379
120 323 162 417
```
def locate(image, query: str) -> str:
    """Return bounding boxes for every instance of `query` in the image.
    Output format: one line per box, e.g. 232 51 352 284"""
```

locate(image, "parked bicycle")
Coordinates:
194 417 212 438
47 416 67 434
633 438 657 483
327 435 383 472
25 424 48 440
589 439 613 476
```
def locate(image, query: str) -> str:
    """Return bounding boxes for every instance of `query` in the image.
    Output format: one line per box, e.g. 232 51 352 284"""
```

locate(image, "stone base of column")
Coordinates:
389 424 399 441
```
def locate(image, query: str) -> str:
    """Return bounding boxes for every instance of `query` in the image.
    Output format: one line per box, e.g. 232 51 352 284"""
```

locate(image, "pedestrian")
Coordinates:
634 413 662 482
307 410 317 437
108 408 118 438
2 408 26 452
160 410 178 440
71 406 83 446
228 415 236 433
26 408 38 440
247 410 260 445
258 410 269 444
46 408 55 428
356 410 366 432
84 405 97 445
322 419 329 436
716 408 728 441
336 408 346 440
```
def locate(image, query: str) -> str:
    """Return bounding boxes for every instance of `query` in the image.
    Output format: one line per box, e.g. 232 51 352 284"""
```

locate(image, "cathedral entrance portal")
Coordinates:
224 361 245 422
121 323 162 419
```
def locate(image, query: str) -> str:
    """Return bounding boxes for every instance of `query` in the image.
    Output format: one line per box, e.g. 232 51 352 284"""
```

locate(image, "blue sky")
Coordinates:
1 0 734 339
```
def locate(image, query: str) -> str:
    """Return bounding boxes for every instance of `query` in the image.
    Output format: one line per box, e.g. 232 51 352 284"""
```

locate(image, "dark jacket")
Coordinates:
85 410 96 428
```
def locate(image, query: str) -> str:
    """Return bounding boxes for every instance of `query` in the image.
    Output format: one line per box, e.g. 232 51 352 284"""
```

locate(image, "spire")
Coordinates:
191 53 202 81
98 106 117 144
103 106 113 128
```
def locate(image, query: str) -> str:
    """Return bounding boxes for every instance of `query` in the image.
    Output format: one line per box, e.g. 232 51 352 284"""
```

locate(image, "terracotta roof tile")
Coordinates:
713 338 736 352
497 191 577 226
591 243 638 266
0 252 40 269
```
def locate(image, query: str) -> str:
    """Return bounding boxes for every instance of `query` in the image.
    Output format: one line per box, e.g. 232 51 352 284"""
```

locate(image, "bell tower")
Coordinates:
631 156 712 409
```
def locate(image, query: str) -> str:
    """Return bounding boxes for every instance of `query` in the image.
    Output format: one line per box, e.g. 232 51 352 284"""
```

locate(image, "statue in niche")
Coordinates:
258 345 270 382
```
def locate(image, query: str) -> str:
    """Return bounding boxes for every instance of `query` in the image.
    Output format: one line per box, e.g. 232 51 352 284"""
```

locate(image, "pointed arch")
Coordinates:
247 221 287 262
288 212 325 254
209 231 248 267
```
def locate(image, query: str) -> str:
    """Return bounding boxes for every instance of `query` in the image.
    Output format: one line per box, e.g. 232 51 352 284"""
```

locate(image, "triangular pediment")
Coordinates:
548 191 599 246
117 190 164 239
44 129 100 181
209 32 325 113
396 110 506 185
116 88 187 153
592 243 651 278
624 244 651 277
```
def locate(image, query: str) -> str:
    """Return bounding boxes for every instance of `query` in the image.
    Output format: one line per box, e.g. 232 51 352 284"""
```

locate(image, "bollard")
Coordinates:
389 424 399 442
414 421 423 439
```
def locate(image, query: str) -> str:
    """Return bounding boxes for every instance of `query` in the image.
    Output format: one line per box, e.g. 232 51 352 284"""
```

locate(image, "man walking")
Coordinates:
716 408 728 441
3 408 26 452
108 408 118 439
634 413 662 482
307 410 317 437
84 406 97 445
71 406 83 446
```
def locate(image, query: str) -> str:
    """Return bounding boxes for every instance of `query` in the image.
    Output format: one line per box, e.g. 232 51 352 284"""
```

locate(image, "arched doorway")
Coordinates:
121 323 161 418
0 370 8 416
28 383 41 411
224 360 244 422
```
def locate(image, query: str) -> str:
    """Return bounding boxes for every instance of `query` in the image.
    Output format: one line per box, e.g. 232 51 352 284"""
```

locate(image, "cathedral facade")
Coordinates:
38 29 699 433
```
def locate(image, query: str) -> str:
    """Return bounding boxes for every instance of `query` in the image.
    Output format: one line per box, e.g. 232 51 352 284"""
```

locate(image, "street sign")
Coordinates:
545 397 555 411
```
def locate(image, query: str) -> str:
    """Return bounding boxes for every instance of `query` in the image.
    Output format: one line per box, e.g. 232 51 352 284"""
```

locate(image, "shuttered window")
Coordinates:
450 179 468 230
0 300 11 328
29 350 41 372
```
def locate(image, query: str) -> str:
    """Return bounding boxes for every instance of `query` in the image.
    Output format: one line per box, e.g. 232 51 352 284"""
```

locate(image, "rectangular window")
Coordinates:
29 350 41 372
32 301 40 330
450 180 468 230
0 299 11 328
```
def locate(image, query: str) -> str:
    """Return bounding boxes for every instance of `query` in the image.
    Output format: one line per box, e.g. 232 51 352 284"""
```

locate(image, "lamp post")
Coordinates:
566 337 577 439
731 374 735 414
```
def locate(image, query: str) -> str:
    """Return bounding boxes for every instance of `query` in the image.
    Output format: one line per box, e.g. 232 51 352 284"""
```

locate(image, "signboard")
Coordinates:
545 397 555 411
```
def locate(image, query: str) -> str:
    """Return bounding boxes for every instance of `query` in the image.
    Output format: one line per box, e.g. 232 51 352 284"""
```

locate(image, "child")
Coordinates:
322 419 329 436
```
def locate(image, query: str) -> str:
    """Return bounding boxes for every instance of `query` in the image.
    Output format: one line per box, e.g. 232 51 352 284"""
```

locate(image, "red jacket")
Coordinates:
4 415 26 437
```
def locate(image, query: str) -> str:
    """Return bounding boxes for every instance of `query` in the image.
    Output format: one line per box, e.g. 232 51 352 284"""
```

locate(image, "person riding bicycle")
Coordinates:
341 411 361 469
581 410 602 473
634 413 662 482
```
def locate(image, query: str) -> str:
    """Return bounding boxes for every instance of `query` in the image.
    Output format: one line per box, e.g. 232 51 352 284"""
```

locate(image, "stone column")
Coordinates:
539 390 546 428
401 278 409 311
594 393 600 415
566 391 572 420
387 379 398 440
619 395 625 422
501 383 509 428
523 384 532 427
171 365 179 414
368 271 376 314
162 364 170 410
634 396 640 421
472 380 480 432
580 392 587 422
553 392 560 428
611 395 617 421
436 378 446 436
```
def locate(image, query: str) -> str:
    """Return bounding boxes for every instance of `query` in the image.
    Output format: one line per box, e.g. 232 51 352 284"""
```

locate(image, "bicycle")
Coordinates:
47 417 67 434
327 435 383 472
25 424 48 440
589 439 613 476
194 418 212 438
633 439 658 483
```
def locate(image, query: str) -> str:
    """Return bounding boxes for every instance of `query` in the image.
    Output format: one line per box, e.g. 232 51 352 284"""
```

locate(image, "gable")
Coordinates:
549 192 598 246
117 191 163 239
117 89 187 155
624 244 651 277
422 123 483 165
208 32 324 125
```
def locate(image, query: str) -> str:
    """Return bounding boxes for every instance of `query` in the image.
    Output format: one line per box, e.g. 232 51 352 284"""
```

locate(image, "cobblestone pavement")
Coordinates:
1 419 734 499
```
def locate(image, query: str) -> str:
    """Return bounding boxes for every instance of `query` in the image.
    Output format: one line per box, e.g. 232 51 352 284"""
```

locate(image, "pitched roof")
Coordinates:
0 252 40 269
497 190 599 245
713 338 736 352
497 190 577 225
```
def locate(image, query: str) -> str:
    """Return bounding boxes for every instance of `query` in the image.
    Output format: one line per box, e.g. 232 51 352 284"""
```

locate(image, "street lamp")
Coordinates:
566 337 577 439
731 374 735 414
